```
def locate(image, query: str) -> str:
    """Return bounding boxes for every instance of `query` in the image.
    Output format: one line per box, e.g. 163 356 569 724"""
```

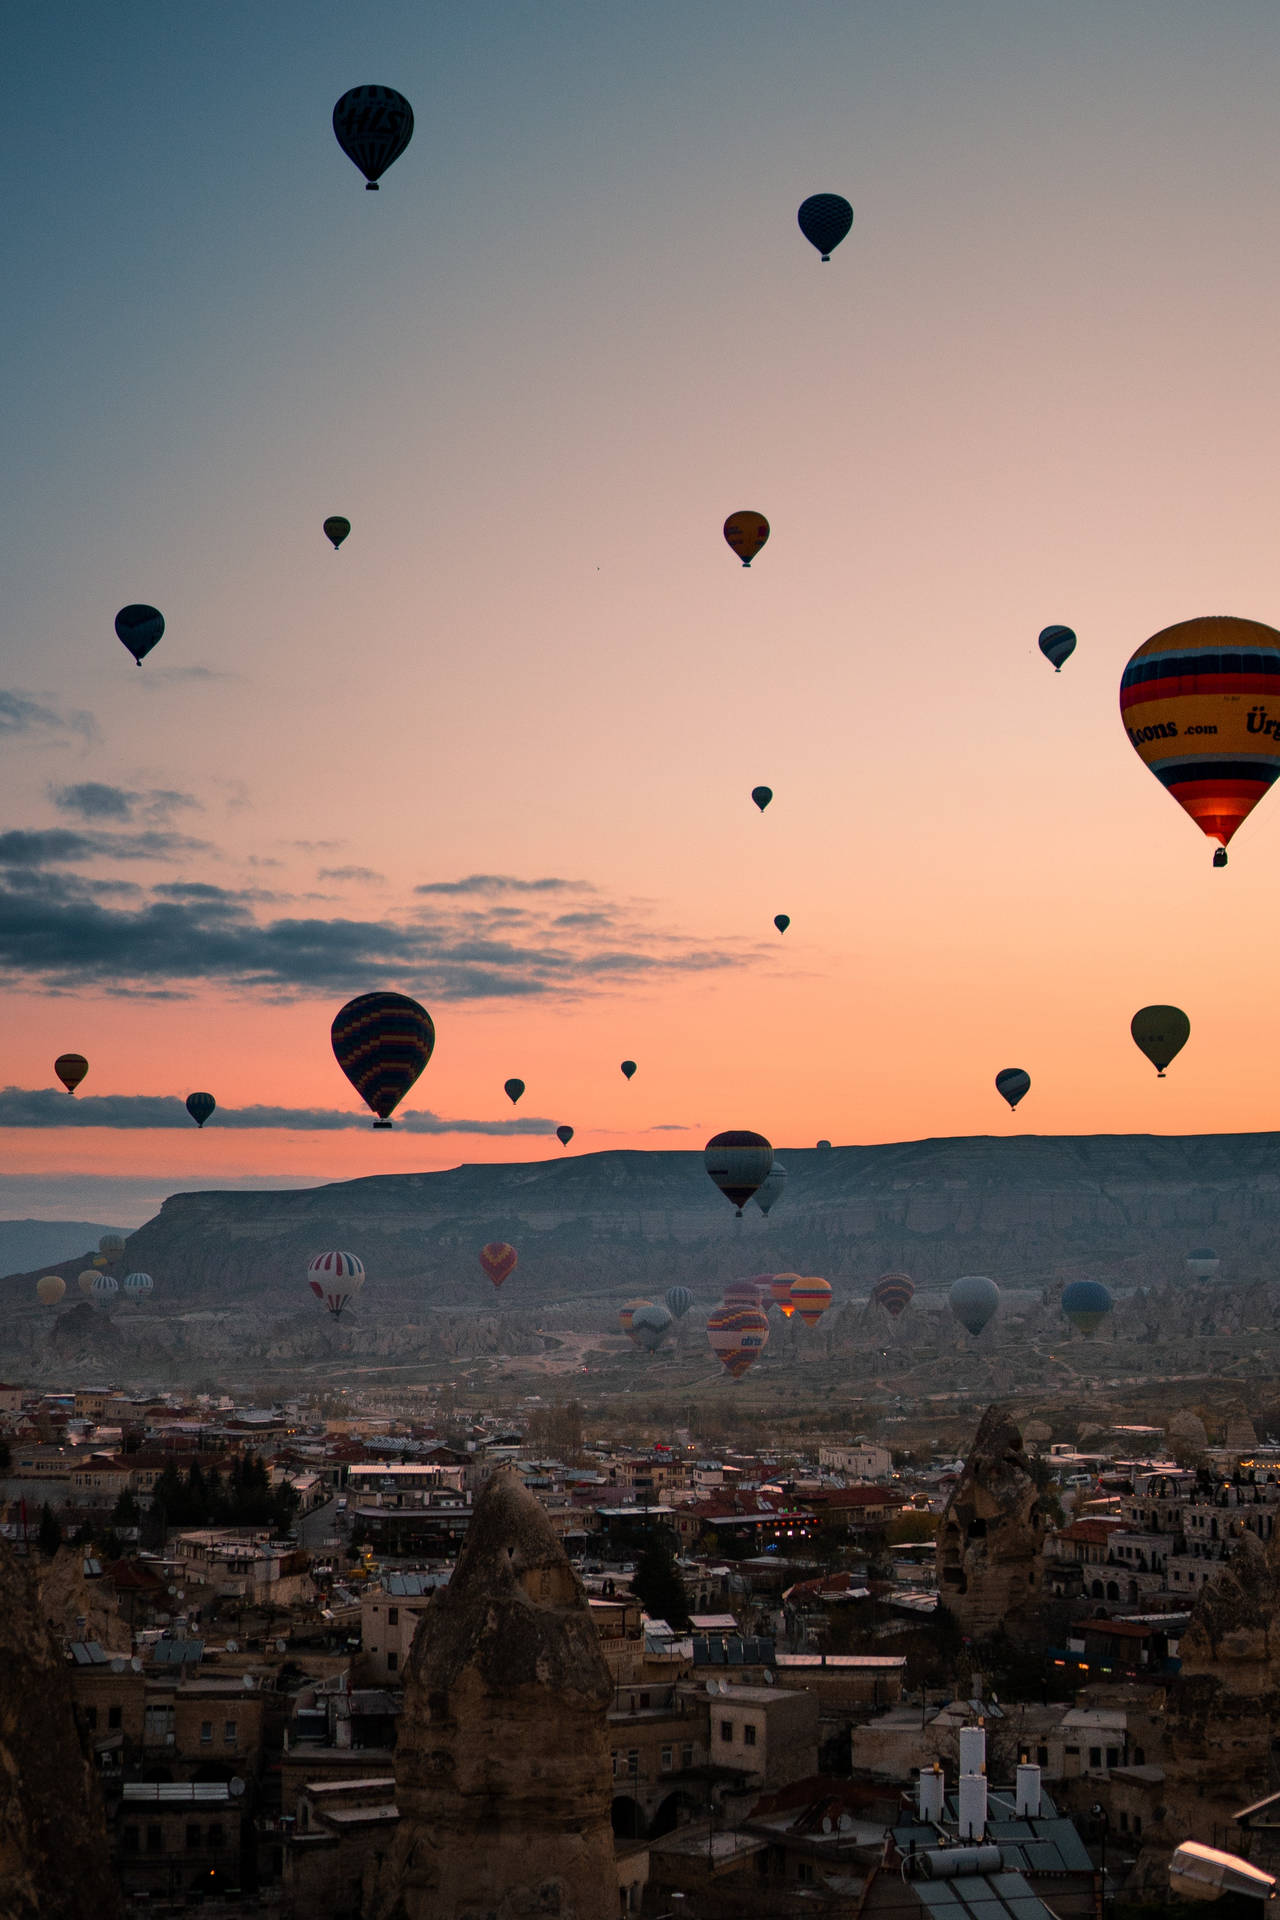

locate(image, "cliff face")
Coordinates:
373 1466 615 1920
0 1541 124 1920
936 1406 1047 1640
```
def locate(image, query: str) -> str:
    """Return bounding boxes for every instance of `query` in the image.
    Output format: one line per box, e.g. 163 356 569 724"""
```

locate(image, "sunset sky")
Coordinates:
6 3 1280 1222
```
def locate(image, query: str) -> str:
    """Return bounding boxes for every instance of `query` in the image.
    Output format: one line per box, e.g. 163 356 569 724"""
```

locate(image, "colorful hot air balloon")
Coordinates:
707 1303 770 1379
323 516 351 551
872 1272 915 1319
753 1164 786 1217
665 1285 693 1320
631 1303 673 1352
54 1053 88 1094
185 1091 216 1128
123 1271 154 1299
77 1269 98 1296
479 1242 518 1289
995 1068 1031 1111
504 1078 525 1105
724 1278 765 1309
1186 1247 1220 1280
1061 1279 1113 1335
91 1272 119 1300
620 1060 637 1080
704 1130 774 1216
797 193 853 261
331 991 435 1126
332 85 414 190
1120 615 1280 864
1039 625 1076 672
307 1250 365 1318
949 1273 999 1336
556 1125 574 1147
36 1275 65 1305
92 1255 108 1269
1131 1005 1189 1078
619 1299 653 1342
789 1276 832 1327
723 511 770 567
115 604 164 665
773 914 790 935
99 1233 125 1257
770 1272 801 1318
751 786 773 812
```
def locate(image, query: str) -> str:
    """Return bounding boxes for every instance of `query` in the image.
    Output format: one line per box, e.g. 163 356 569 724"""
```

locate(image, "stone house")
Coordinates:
708 1684 819 1794
359 1571 446 1684
114 1780 244 1902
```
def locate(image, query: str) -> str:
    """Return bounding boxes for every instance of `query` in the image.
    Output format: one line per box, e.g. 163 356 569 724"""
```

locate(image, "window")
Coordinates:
108 1705 122 1730
720 1721 733 1742
201 1721 213 1744
122 1826 139 1854
744 1724 757 1747
682 1744 694 1769
661 1747 673 1772
388 1651 398 1672
388 1607 399 1625
797 1863 814 1884
224 1720 237 1745
1134 1815 1143 1835
1089 1747 1102 1768
640 1692 650 1708
146 1824 163 1855
1037 1746 1049 1767
1106 1747 1119 1767
186 1823 201 1851
84 1706 98 1731
1134 1746 1146 1765
627 1750 638 1777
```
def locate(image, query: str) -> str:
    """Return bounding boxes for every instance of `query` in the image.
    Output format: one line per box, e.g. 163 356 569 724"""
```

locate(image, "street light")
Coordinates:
1170 1843 1277 1902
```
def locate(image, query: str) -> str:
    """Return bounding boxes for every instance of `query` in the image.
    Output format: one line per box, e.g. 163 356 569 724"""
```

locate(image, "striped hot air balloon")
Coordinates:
331 991 435 1127
770 1273 801 1318
123 1271 154 1299
707 1303 770 1379
995 1068 1030 1111
91 1273 119 1300
704 1130 773 1216
307 1250 365 1318
664 1285 693 1320
631 1303 673 1352
789 1276 832 1328
332 85 414 190
872 1272 915 1319
479 1242 517 1289
619 1299 652 1343
723 511 770 567
1038 625 1076 671
54 1053 88 1094
724 1278 764 1310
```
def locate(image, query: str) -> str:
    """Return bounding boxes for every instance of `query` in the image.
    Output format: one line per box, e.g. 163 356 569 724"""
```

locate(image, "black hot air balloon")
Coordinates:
1131 1005 1190 1078
620 1060 637 1080
751 786 773 812
185 1091 216 1128
331 991 435 1126
332 86 414 190
1039 625 1076 671
323 516 351 551
556 1124 574 1147
995 1068 1030 1111
797 193 853 261
115 604 164 665
774 914 790 934
504 1078 525 1105
704 1130 773 1217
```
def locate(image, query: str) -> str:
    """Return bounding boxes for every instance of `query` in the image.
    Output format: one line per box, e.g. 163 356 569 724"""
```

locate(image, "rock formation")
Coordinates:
0 1540 124 1920
372 1465 615 1920
935 1405 1047 1639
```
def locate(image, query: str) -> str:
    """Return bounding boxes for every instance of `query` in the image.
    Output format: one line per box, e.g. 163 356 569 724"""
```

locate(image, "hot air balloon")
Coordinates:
797 192 853 261
77 1270 98 1297
1120 615 1280 865
949 1274 999 1336
36 1275 65 1305
774 914 790 935
995 1068 1030 1111
723 511 770 567
753 1164 786 1218
704 1130 773 1216
123 1271 154 1299
770 1273 801 1318
872 1272 915 1319
186 1091 216 1128
54 1053 88 1094
1039 625 1076 672
556 1125 574 1147
707 1303 769 1379
331 991 435 1126
724 1278 765 1309
99 1233 125 1257
332 85 414 190
91 1272 119 1300
479 1242 517 1289
323 516 351 551
620 1060 637 1080
504 1078 525 1105
789 1276 832 1328
815 1139 832 1151
1061 1279 1113 1335
665 1285 692 1320
115 604 164 665
92 1255 108 1269
631 1303 673 1352
1131 1005 1189 1078
619 1299 652 1342
1186 1247 1220 1280
307 1250 365 1319
752 786 773 812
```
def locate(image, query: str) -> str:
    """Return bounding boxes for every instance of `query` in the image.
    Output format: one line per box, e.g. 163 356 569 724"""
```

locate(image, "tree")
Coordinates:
631 1534 691 1629
37 1502 63 1557
112 1488 141 1528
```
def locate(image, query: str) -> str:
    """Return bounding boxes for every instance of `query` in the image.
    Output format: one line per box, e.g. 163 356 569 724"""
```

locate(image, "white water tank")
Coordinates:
959 1725 987 1777
918 1764 945 1823
1015 1763 1042 1819
958 1772 987 1841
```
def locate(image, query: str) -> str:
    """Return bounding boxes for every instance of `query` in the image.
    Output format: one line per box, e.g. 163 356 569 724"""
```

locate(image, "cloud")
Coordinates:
0 690 96 744
0 1088 555 1135
415 875 596 897
0 827 210 868
134 665 240 688
50 782 199 824
318 866 385 884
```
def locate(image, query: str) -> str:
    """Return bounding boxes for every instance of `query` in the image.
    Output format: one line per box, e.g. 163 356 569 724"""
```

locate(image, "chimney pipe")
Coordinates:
958 1772 987 1842
1016 1763 1042 1819
958 1725 986 1778
918 1763 945 1824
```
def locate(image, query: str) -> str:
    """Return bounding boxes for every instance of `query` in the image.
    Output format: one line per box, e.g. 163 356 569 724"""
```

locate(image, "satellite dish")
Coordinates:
229 1777 245 1798
276 1638 287 1653
839 1814 853 1834
110 1656 125 1673
130 1656 142 1673
167 1584 176 1596
176 1590 185 1601
822 1816 834 1834
226 1639 239 1653
706 1678 720 1696
242 1675 255 1691
763 1670 775 1685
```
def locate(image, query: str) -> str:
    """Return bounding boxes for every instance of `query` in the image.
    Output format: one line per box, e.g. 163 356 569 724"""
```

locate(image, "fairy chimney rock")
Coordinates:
935 1405 1046 1640
373 1465 615 1920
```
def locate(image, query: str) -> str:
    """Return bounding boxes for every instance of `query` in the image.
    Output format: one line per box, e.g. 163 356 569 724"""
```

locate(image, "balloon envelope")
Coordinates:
770 1273 800 1318
872 1271 915 1319
55 1053 88 1094
753 1164 786 1217
479 1242 518 1289
773 914 790 934
995 1068 1030 1111
631 1303 673 1352
186 1091 216 1128
323 516 351 550
503 1078 525 1105
723 510 769 567
704 1130 774 1215
797 193 854 260
307 1249 365 1318
331 991 435 1125
619 1298 653 1342
707 1303 770 1379
1120 615 1280 854
1039 625 1076 671
664 1285 693 1320
620 1060 637 1080
77 1270 98 1296
751 786 773 812
789 1276 832 1327
556 1125 574 1146
36 1275 65 1305
332 85 414 188
950 1273 999 1336
1061 1279 1113 1335
1131 1005 1190 1077
91 1272 119 1298
99 1233 125 1256
123 1271 153 1298
115 604 164 664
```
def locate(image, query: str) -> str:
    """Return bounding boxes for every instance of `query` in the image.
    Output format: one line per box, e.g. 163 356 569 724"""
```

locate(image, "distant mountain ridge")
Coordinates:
0 1220 124 1279
2 1135 1275 1316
